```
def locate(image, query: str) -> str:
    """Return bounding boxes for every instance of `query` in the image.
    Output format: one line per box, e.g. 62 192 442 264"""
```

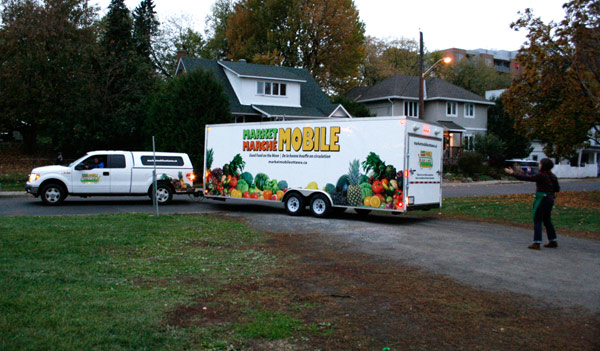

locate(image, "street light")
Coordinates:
418 32 452 118
419 56 452 118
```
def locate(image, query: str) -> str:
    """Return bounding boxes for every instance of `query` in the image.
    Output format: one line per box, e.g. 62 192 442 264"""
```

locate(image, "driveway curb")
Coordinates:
0 191 29 198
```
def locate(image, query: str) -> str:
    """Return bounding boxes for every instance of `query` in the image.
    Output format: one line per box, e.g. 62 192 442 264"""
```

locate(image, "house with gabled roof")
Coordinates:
345 74 494 164
175 56 351 122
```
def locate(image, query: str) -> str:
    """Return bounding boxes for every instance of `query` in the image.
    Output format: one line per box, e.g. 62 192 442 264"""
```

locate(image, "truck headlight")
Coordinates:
28 173 40 182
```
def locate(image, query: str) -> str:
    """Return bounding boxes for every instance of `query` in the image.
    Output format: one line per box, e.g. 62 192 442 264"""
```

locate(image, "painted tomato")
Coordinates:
243 191 250 198
229 176 238 188
270 195 278 201
250 192 259 199
372 180 384 194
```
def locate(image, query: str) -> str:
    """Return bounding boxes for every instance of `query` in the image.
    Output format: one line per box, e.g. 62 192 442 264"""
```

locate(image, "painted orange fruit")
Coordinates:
369 196 381 208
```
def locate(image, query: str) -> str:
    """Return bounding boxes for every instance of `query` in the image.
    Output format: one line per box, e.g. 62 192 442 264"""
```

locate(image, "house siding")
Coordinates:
224 70 302 107
423 101 487 131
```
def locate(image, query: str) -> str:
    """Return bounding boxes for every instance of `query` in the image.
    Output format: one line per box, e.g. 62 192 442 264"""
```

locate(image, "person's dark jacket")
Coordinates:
513 171 560 199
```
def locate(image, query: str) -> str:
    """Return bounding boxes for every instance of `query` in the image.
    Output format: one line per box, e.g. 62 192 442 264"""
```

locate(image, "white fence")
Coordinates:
554 164 598 178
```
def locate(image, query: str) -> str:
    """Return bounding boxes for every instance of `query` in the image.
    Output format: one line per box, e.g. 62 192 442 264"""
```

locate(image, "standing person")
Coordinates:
505 158 560 250
54 152 64 165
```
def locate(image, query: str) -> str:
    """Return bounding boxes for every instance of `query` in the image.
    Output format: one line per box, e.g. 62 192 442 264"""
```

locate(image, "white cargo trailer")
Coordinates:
203 116 443 217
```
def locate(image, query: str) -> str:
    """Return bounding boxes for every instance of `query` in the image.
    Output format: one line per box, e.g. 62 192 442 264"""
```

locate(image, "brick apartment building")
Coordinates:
442 48 521 77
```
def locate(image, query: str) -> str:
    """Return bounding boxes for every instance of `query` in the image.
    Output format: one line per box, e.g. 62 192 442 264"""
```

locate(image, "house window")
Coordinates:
463 135 474 151
464 103 475 118
404 101 418 117
257 81 287 96
446 102 457 116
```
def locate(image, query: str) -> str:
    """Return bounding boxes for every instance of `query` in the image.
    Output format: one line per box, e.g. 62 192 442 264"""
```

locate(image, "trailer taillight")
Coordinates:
186 173 196 182
404 169 409 178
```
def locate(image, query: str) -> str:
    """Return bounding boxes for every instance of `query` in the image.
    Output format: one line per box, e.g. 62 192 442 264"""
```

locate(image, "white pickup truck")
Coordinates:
26 150 196 205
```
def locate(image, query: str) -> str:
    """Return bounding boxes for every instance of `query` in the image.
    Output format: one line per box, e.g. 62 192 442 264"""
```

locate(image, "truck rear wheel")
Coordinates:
284 192 305 216
40 183 67 205
150 183 173 205
310 194 331 218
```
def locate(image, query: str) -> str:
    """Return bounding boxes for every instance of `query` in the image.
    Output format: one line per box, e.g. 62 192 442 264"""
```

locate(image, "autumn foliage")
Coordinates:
504 0 600 159
224 0 365 94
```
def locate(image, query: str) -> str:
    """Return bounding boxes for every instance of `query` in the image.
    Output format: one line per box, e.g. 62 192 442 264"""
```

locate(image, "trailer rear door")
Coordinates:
406 135 442 208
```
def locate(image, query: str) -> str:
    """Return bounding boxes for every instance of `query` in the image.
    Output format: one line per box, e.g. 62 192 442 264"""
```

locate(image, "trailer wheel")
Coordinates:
284 192 305 216
309 194 332 218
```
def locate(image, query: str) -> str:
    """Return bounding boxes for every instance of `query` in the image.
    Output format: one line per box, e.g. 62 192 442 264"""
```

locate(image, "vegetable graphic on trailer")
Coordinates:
203 117 443 217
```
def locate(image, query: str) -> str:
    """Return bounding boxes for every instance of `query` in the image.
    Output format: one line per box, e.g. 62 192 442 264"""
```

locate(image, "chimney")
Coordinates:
176 50 186 63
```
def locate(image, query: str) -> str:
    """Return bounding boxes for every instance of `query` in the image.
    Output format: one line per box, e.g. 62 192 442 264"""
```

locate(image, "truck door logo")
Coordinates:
81 174 101 183
418 151 433 168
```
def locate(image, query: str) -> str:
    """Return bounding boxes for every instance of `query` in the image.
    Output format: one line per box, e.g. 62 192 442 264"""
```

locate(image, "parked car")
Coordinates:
505 159 539 175
26 150 196 205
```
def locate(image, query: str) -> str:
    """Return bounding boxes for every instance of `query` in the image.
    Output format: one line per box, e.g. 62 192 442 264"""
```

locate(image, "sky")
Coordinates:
94 0 568 51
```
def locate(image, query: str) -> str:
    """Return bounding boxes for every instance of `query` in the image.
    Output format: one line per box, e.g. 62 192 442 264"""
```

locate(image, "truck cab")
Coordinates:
26 151 195 205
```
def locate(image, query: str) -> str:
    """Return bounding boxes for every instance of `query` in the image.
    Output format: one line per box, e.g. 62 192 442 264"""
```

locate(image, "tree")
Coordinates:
152 16 208 77
95 0 157 151
359 37 420 86
144 69 233 169
101 0 133 56
487 96 533 160
204 0 235 60
0 0 98 153
504 0 600 159
438 56 512 96
132 0 159 61
474 133 506 168
357 37 449 88
221 0 365 94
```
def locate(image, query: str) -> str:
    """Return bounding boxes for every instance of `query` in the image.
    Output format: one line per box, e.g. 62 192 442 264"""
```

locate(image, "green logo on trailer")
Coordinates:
419 151 433 168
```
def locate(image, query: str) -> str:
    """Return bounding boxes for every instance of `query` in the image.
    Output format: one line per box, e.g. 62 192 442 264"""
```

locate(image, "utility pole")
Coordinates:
419 31 425 119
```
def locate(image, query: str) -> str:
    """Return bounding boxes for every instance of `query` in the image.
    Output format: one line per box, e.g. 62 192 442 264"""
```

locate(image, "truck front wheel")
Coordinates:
309 194 331 218
40 183 67 205
284 192 305 216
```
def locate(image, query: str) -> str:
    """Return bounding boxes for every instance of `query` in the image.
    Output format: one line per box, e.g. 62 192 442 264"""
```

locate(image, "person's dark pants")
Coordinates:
533 197 557 243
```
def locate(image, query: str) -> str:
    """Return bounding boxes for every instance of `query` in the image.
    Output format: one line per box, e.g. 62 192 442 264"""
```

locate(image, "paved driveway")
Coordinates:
222 206 600 313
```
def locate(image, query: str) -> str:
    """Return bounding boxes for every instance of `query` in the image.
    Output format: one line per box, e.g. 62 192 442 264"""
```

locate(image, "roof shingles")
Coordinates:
179 57 344 119
351 74 490 104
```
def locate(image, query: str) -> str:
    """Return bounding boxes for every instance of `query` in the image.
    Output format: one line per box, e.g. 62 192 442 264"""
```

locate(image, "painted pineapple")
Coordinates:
346 159 362 206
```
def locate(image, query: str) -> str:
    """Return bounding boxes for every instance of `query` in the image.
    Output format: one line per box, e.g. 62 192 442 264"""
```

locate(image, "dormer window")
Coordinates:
257 81 287 96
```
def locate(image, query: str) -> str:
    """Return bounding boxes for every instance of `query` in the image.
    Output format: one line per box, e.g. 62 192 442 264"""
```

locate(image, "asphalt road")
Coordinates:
442 178 600 197
1 179 598 217
1 180 598 312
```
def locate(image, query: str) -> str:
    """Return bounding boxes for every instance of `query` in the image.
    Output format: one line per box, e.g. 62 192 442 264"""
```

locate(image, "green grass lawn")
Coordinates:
0 214 290 350
431 191 600 237
0 170 28 191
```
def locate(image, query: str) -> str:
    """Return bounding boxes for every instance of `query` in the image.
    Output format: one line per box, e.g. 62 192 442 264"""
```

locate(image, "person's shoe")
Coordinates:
543 241 558 248
528 243 541 250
